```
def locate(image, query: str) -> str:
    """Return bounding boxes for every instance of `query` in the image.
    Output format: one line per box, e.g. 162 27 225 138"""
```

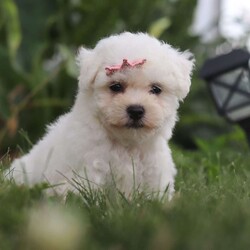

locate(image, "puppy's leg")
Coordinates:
142 142 176 199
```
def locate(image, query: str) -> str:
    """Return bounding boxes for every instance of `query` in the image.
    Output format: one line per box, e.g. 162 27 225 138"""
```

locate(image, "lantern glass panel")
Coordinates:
210 83 230 108
238 70 250 93
227 106 250 121
215 68 242 86
227 93 250 109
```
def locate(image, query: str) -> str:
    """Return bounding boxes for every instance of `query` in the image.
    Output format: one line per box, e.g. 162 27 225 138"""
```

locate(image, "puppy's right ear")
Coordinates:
76 47 98 89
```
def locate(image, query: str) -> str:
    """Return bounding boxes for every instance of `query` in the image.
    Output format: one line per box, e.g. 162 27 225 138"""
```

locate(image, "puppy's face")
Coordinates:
92 66 179 141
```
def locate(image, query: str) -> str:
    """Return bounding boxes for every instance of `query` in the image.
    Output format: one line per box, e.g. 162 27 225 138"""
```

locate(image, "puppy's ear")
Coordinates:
175 51 195 100
76 47 98 89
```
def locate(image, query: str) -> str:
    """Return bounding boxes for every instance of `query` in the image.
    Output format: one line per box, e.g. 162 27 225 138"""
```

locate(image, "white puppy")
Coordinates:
8 32 194 197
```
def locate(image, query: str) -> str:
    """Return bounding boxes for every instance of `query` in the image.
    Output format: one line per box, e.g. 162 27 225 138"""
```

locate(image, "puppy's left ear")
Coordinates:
76 47 99 90
175 51 195 100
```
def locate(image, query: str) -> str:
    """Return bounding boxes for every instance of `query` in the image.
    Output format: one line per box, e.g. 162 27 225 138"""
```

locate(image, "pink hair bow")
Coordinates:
105 59 147 76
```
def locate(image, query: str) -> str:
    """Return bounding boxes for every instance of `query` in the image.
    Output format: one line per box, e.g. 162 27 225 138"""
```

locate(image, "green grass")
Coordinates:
1 134 250 250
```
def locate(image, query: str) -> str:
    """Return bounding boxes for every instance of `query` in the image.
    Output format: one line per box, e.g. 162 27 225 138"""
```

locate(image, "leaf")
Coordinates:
58 45 78 78
148 17 171 38
2 0 22 60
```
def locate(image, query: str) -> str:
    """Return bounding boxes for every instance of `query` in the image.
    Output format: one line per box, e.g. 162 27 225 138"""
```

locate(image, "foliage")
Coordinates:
0 0 224 154
0 133 250 249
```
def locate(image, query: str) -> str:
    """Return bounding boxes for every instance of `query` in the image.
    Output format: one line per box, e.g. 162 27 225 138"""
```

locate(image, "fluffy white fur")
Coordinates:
8 32 194 197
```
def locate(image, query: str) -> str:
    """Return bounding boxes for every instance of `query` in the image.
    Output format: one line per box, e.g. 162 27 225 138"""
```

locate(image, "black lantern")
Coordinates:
200 49 250 144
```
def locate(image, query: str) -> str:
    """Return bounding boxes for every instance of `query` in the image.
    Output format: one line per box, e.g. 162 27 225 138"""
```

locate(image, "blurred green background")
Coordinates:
0 0 238 156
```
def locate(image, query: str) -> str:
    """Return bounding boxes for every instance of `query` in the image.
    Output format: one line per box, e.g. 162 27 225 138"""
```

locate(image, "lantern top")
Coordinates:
200 49 250 80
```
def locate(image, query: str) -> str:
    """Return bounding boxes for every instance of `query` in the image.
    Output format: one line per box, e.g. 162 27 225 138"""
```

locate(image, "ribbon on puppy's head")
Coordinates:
105 59 146 76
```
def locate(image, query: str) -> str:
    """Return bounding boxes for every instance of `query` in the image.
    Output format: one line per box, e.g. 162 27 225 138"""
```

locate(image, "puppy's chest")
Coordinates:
84 142 154 187
109 147 147 177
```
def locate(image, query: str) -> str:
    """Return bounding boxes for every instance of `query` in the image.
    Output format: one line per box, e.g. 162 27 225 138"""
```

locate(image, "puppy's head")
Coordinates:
77 32 194 143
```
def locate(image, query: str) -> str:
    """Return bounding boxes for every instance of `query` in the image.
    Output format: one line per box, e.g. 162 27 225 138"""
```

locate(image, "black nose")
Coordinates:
127 105 145 120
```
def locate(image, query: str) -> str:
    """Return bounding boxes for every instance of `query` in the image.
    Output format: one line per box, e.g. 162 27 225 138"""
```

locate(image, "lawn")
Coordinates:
0 131 250 250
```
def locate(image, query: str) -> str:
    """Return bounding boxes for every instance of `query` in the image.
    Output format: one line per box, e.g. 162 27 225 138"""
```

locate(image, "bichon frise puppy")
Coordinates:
8 32 194 198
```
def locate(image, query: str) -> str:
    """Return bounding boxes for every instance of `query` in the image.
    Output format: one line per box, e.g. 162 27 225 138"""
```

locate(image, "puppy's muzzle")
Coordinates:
126 105 145 124
126 105 145 129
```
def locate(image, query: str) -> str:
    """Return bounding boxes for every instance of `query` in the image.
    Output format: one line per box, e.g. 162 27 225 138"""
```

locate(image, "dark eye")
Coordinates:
150 85 162 95
109 82 124 93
